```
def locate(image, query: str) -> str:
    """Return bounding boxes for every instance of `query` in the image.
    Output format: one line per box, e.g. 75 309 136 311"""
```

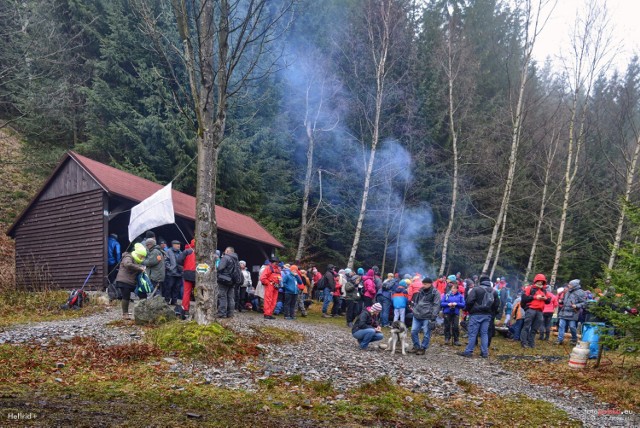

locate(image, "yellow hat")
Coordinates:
131 242 147 263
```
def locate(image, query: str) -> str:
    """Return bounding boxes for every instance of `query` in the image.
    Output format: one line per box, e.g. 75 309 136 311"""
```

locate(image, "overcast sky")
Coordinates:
532 0 640 75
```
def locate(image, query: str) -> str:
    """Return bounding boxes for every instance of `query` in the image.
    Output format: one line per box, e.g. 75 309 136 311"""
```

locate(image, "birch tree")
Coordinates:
482 0 552 274
345 0 408 269
437 2 474 276
550 0 612 285
159 0 292 323
293 56 340 262
606 62 640 271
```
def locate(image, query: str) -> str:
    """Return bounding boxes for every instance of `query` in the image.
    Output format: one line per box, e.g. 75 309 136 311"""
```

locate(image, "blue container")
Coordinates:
581 322 606 359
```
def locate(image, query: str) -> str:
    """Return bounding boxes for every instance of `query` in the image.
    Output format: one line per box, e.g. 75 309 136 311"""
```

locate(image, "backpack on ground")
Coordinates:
63 289 89 309
106 281 122 301
474 287 495 312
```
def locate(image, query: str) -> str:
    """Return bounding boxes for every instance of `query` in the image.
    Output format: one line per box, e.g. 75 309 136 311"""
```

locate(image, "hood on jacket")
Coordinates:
366 269 375 278
533 273 547 286
186 239 195 250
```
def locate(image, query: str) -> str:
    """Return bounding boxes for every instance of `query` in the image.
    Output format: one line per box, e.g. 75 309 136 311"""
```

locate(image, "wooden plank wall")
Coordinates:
40 159 101 201
14 189 105 290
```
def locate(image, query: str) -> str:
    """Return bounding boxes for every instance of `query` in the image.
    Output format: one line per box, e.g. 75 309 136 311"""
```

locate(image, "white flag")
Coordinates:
128 183 175 242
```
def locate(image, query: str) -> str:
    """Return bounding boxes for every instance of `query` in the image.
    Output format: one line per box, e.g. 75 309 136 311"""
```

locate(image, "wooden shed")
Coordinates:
6 151 284 290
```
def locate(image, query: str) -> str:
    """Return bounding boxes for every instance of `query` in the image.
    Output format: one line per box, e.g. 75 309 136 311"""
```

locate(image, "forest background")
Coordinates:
2 0 639 288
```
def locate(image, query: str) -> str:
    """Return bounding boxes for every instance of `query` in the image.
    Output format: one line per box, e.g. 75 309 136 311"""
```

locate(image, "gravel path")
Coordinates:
1 308 637 427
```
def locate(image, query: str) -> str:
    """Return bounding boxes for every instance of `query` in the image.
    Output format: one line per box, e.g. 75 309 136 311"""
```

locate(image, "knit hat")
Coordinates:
422 277 433 284
132 243 147 263
447 275 456 282
145 238 156 248
370 302 382 312
357 268 365 275
568 279 580 288
239 260 247 266
399 279 409 287
290 265 299 273
344 268 352 275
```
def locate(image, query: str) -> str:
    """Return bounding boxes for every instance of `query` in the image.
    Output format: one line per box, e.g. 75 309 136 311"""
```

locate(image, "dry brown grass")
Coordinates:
0 128 45 292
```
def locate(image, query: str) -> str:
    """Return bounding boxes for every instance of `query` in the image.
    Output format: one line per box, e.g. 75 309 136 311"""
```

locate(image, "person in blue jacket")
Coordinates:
441 284 465 346
282 266 299 320
107 233 121 284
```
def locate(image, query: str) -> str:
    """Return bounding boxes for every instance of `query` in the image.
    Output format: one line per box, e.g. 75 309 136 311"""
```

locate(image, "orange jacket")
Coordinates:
260 263 281 289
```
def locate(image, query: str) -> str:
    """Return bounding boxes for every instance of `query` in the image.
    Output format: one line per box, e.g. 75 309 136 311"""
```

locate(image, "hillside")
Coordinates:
0 128 44 290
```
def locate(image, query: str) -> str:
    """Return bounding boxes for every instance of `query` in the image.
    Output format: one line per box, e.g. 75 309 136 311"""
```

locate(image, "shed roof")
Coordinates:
7 151 284 248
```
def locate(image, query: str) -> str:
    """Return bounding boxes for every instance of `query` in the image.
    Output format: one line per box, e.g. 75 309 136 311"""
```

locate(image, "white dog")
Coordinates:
388 320 408 355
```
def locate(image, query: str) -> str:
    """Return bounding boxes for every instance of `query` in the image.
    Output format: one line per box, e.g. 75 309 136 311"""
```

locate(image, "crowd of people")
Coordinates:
108 232 601 358
256 261 600 358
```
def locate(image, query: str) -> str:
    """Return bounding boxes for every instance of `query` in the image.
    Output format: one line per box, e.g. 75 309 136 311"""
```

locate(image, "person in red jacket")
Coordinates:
180 239 196 315
539 286 558 341
260 256 282 320
520 273 552 349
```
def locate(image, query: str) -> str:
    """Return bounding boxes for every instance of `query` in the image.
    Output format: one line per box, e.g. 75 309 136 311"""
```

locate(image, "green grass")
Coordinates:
0 290 104 328
147 321 260 362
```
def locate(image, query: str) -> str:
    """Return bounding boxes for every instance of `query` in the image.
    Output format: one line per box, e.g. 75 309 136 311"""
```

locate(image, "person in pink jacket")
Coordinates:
362 269 377 307
539 286 558 341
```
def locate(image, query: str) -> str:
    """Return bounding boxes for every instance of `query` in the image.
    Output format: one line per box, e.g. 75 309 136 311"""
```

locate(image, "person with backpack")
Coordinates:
142 238 166 295
376 273 395 327
557 279 587 345
457 275 500 358
260 257 282 320
281 265 299 320
520 274 552 349
441 282 465 346
509 295 525 340
107 233 121 285
319 265 336 318
216 246 242 318
115 243 147 319
164 240 185 305
409 277 441 355
344 269 361 327
294 266 308 317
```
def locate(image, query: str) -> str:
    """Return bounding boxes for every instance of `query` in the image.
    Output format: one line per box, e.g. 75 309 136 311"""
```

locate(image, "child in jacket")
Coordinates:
391 285 409 322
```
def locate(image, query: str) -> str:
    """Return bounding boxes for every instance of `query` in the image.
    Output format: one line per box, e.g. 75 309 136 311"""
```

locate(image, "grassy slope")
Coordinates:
0 128 44 291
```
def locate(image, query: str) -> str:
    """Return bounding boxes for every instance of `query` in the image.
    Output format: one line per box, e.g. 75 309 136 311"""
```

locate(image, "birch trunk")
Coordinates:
524 146 553 282
482 71 526 274
482 0 548 274
550 109 583 286
489 210 507 280
294 112 316 262
347 1 392 270
438 22 459 277
607 135 640 271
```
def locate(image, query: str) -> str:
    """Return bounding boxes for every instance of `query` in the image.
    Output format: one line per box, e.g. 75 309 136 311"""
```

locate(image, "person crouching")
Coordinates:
352 302 384 350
